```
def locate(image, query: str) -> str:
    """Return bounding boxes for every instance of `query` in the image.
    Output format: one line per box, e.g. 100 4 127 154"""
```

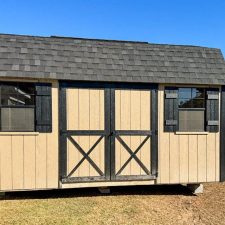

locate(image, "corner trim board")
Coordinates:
220 86 225 181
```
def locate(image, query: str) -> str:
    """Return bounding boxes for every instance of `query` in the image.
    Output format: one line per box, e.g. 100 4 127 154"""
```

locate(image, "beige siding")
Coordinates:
197 135 207 182
23 136 36 189
0 80 58 191
157 85 220 184
0 136 12 190
0 80 221 191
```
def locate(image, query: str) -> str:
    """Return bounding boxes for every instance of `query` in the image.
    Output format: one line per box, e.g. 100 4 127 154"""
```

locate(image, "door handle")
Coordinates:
109 131 115 136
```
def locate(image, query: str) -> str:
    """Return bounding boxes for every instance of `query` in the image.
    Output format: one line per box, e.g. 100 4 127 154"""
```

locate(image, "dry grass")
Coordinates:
0 183 225 225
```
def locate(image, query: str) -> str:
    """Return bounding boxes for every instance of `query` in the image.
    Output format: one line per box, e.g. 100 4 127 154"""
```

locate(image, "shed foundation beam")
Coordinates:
98 187 111 194
0 192 5 199
187 184 203 194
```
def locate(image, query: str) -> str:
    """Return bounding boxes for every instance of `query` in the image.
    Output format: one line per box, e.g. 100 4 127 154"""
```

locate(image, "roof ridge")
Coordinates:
0 33 148 44
147 42 221 50
50 35 148 44
0 33 221 50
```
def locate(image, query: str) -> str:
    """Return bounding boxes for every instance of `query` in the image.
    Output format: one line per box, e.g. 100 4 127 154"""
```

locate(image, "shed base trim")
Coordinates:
60 180 156 189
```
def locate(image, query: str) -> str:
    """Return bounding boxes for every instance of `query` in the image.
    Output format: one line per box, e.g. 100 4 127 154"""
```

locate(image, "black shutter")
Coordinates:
35 83 52 133
206 88 219 132
164 87 178 132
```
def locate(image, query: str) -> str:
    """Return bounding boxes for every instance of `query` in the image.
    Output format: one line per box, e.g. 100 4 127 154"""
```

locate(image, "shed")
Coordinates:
0 33 225 193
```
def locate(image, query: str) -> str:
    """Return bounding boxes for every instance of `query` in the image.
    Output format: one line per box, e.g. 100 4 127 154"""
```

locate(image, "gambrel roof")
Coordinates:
0 33 224 84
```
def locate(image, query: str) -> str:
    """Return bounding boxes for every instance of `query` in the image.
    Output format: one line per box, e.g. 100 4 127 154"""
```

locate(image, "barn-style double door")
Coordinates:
59 82 158 183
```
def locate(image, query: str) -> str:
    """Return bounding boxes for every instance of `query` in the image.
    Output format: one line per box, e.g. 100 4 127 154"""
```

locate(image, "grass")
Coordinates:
1 183 225 225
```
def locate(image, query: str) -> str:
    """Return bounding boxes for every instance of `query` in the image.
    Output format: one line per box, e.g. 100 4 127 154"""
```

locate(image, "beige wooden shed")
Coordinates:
0 34 225 193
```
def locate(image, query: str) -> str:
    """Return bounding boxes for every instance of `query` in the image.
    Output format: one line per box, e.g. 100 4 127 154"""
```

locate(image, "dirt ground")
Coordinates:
0 182 225 225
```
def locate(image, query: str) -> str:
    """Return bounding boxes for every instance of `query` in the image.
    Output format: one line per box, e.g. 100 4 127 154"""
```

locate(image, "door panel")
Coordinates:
67 88 104 130
115 90 150 130
112 89 153 180
60 87 109 183
60 82 158 184
115 136 151 176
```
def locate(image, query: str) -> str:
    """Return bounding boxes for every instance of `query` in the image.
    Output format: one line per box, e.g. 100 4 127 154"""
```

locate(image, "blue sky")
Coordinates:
0 0 224 55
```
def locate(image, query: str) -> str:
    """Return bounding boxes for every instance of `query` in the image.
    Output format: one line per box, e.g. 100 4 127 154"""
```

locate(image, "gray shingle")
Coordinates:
0 34 224 85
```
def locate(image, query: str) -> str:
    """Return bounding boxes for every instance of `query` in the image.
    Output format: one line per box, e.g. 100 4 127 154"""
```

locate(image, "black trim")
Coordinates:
59 86 67 178
61 130 106 136
151 86 158 176
113 175 156 181
62 175 156 183
220 86 225 182
60 80 157 90
110 88 116 180
114 130 152 136
62 176 107 183
104 88 111 180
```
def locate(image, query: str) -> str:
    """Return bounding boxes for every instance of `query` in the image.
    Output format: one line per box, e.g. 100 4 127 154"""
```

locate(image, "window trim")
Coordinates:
175 131 209 135
0 132 39 136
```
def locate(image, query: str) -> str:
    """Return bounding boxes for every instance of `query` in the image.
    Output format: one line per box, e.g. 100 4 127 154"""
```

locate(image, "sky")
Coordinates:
0 0 224 55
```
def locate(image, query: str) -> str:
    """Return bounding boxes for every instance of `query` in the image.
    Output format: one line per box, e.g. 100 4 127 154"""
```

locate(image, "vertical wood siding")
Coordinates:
157 85 220 184
115 90 151 176
0 81 220 191
66 88 105 178
0 80 58 191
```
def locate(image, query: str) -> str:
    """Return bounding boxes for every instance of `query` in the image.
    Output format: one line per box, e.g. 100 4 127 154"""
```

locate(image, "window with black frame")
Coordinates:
0 82 35 131
178 87 206 131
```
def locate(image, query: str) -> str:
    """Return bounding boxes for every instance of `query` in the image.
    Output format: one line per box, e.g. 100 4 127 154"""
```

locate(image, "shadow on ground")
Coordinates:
1 184 194 200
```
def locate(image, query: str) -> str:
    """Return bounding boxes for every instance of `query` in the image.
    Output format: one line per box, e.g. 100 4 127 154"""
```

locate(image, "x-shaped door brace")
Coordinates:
116 135 151 176
67 135 104 177
66 134 151 178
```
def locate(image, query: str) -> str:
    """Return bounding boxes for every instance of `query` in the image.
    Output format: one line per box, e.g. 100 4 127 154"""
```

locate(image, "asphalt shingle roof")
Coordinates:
0 33 225 84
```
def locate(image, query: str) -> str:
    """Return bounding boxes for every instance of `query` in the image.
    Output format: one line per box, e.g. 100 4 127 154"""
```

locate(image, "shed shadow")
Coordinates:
0 184 195 200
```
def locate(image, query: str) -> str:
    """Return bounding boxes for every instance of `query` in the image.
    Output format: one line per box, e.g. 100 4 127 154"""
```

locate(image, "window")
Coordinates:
178 88 205 131
165 86 219 133
0 82 35 131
